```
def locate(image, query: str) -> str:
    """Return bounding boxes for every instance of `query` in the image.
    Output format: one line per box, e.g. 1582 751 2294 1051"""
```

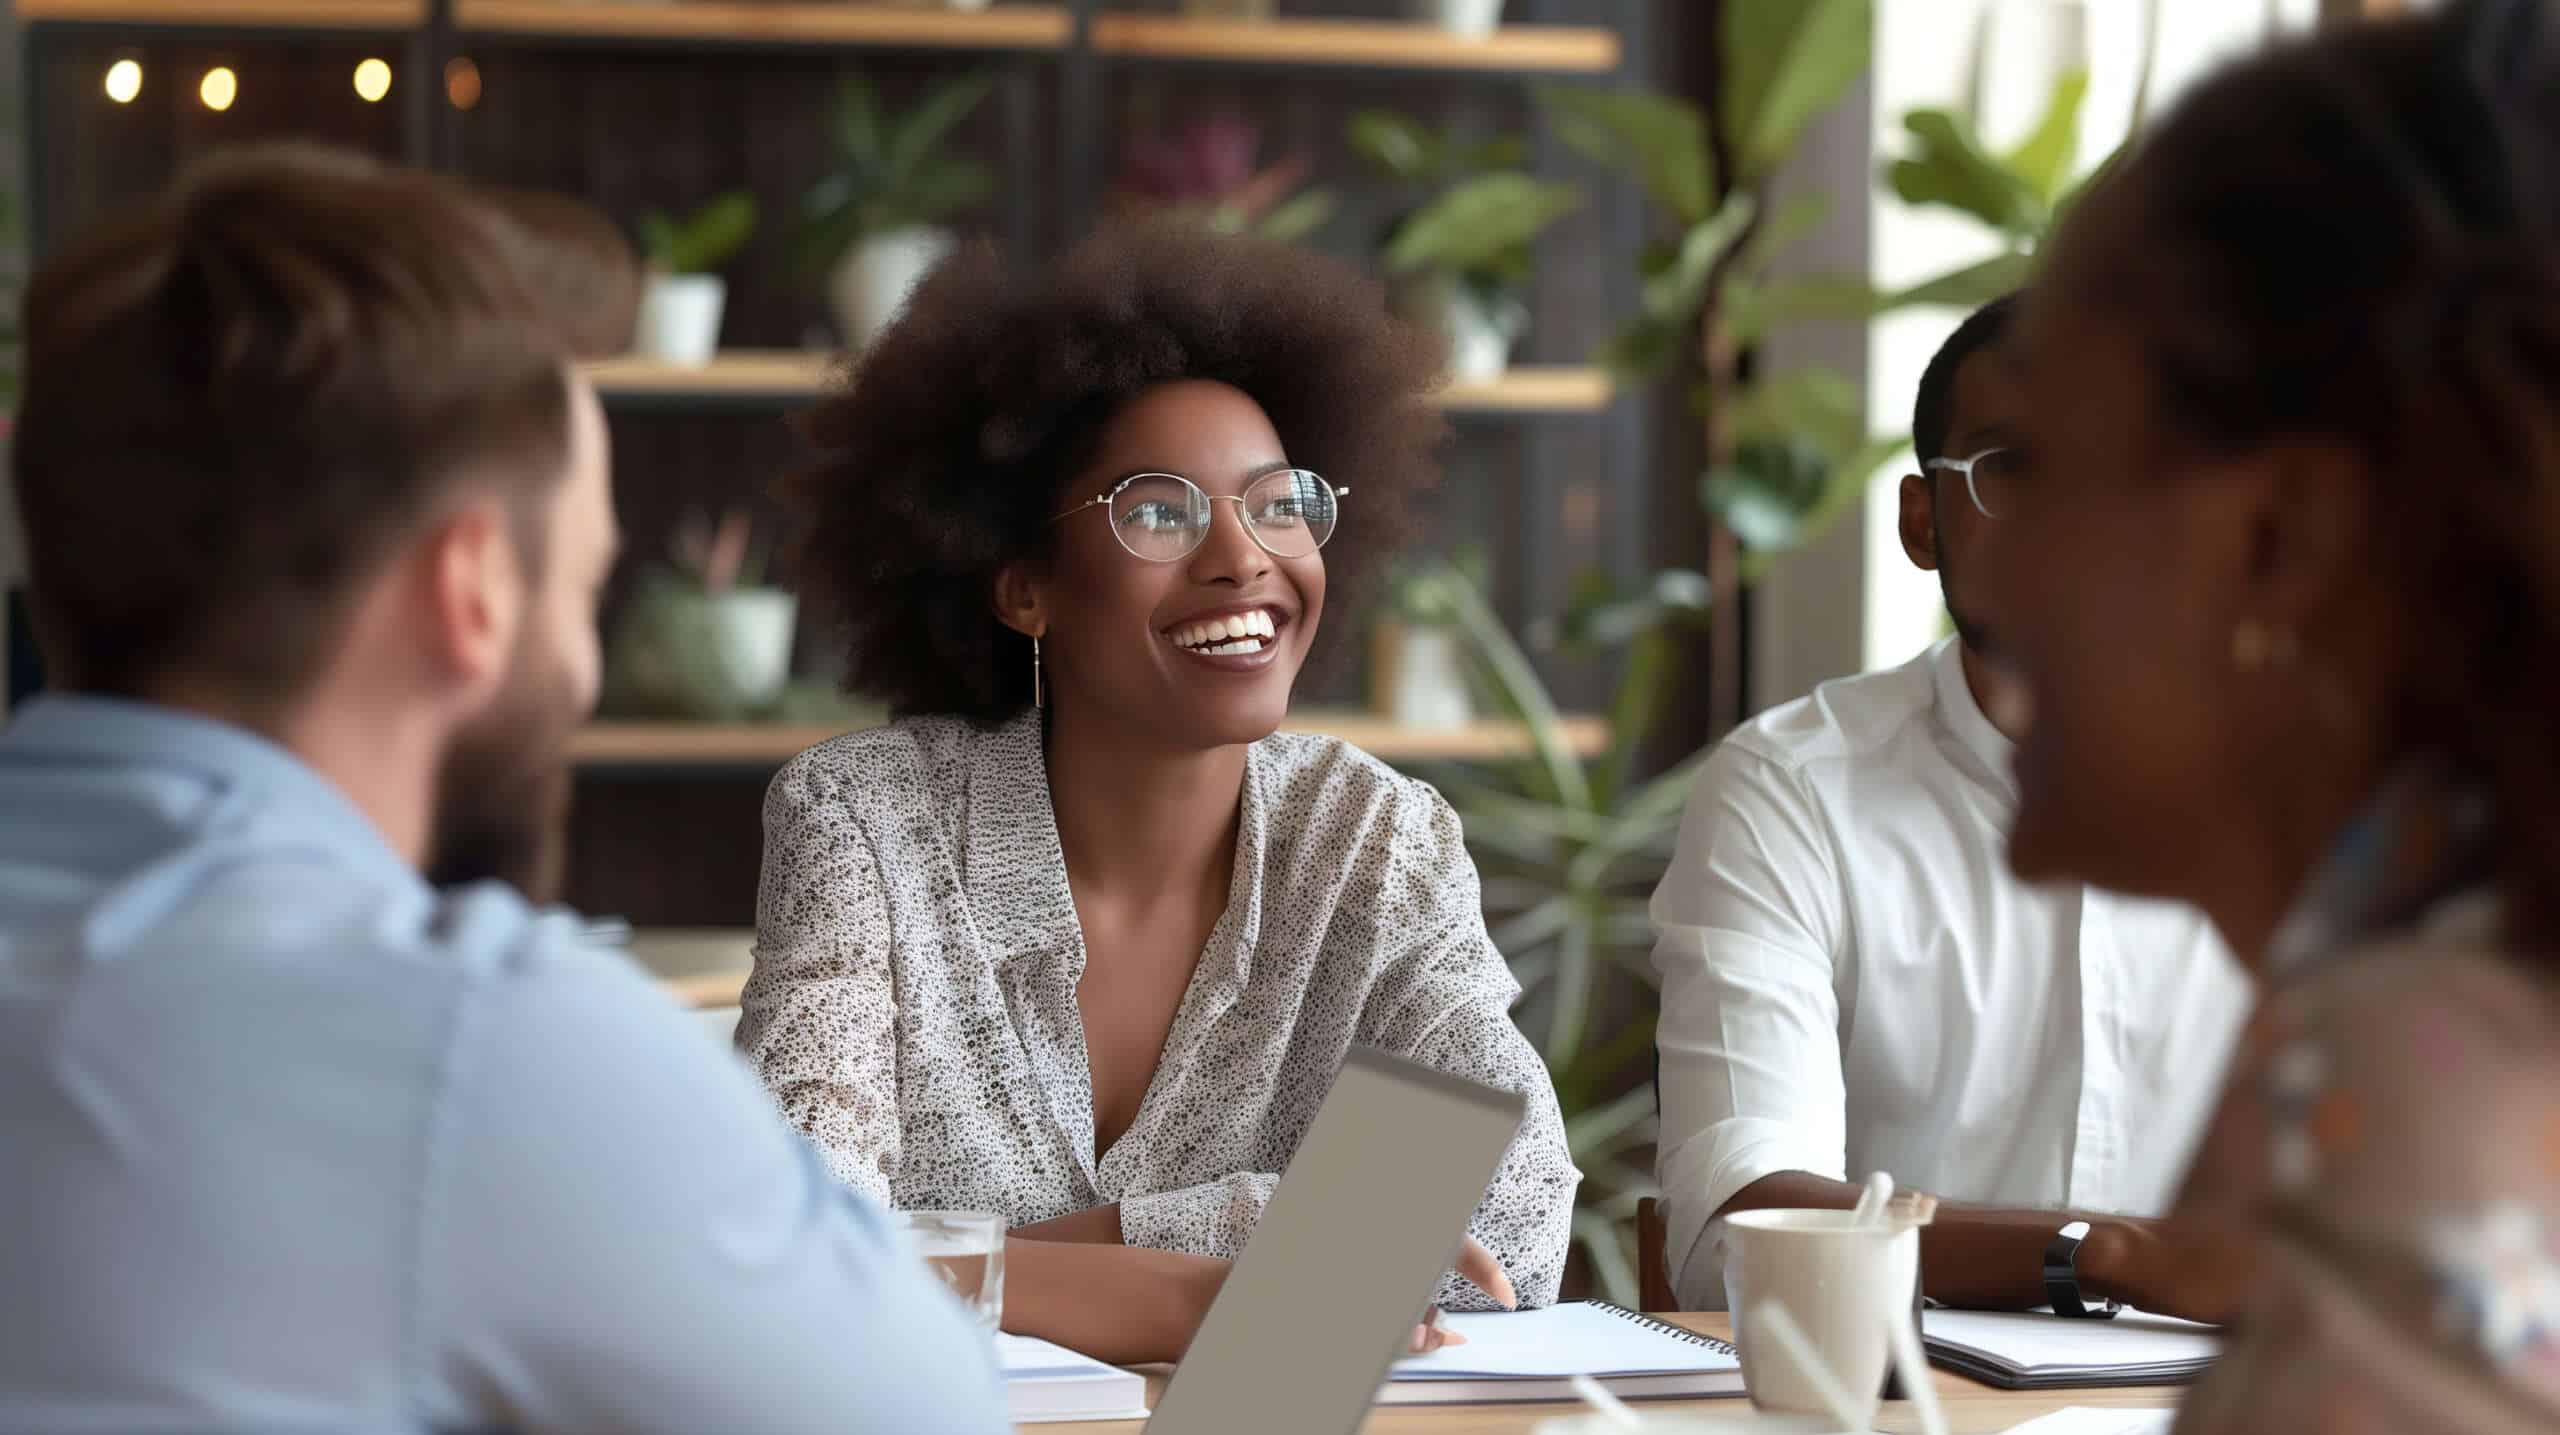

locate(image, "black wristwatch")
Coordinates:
2043 1220 2120 1319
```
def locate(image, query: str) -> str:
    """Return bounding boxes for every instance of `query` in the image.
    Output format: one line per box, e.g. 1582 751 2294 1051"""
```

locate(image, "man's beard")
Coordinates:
425 634 579 904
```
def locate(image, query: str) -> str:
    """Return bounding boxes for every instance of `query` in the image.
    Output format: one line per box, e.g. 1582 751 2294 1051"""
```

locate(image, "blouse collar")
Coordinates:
963 711 1271 978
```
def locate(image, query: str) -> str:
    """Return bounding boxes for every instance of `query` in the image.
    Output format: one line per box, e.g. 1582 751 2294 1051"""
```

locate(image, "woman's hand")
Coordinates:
1455 1235 1519 1310
1002 1237 1231 1364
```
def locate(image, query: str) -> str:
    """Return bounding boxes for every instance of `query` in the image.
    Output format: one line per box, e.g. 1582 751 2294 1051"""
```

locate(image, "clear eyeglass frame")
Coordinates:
1050 468 1349 562
1922 446 2021 520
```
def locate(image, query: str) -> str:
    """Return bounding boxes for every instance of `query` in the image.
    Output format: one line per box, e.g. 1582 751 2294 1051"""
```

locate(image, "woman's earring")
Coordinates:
1033 634 1044 710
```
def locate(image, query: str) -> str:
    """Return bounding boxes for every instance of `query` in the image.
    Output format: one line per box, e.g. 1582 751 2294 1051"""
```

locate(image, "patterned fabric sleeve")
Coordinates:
2174 947 2560 1435
1118 1173 1282 1257
736 752 903 1203
1357 779 1583 1312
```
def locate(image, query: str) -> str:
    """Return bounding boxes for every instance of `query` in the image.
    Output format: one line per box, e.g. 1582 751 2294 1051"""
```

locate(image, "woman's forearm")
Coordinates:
1010 1204 1124 1244
1001 1236 1227 1364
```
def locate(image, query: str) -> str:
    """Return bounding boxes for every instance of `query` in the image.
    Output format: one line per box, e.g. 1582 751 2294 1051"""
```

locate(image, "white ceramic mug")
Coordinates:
1719 1208 1920 1421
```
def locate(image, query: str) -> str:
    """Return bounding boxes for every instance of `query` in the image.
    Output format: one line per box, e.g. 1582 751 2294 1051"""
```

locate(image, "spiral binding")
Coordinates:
1587 1300 1738 1355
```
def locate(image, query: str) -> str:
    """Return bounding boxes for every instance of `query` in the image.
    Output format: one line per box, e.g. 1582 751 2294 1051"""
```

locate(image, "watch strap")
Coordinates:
2043 1220 2120 1319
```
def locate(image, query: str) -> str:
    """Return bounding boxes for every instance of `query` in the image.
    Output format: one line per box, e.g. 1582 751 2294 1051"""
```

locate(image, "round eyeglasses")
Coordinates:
1922 446 2030 519
1052 469 1346 563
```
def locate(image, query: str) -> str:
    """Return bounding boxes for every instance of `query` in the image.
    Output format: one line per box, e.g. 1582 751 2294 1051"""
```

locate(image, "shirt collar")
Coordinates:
963 711 1268 972
0 693 416 884
1927 635 2017 802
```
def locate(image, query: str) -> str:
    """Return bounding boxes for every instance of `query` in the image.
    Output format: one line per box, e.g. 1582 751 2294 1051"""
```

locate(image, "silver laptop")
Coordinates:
1145 1046 1526 1435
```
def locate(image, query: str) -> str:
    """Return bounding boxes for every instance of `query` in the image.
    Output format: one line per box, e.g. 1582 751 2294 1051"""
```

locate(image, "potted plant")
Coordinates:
1114 115 1336 244
1370 549 1489 730
603 509 798 722
633 191 757 366
1349 110 1580 381
1404 558 1708 1304
1410 0 1502 36
798 71 993 353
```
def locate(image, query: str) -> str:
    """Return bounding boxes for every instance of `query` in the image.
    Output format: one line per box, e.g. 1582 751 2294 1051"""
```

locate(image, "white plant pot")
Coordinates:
1414 0 1503 37
633 273 726 366
829 225 956 353
607 586 799 721
1406 278 1523 383
1372 621 1474 731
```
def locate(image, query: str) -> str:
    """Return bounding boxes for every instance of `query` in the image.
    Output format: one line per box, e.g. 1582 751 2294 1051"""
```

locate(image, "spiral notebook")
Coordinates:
1381 1301 1746 1405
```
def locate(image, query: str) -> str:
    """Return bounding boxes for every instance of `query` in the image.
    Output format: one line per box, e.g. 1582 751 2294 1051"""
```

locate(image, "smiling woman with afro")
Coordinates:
738 221 1582 1365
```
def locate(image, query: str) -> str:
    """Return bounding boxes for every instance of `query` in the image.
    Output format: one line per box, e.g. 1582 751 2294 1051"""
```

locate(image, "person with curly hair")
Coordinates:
1977 0 2560 1427
736 223 1578 1363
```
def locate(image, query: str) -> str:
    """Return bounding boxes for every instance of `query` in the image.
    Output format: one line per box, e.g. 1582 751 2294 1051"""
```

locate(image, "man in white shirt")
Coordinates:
1650 296 2253 1319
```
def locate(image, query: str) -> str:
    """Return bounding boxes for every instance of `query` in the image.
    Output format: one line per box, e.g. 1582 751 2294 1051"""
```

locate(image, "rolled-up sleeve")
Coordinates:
1649 740 1849 1305
1360 782 1581 1311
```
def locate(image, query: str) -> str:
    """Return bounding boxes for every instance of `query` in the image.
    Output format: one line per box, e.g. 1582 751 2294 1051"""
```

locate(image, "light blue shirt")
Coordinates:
0 696 1009 1434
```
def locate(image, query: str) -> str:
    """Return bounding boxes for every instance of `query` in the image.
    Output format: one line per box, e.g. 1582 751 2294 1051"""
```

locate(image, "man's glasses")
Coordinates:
1052 469 1346 563
1923 446 2029 519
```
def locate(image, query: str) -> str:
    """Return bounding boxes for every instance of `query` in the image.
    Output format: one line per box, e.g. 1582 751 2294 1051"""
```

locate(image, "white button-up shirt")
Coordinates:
1650 638 2250 1306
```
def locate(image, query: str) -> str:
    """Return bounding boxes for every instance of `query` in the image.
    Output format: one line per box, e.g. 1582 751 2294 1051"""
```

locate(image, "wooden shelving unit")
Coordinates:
581 351 1613 414
1090 14 1620 73
18 0 423 24
574 711 1610 768
454 0 1071 50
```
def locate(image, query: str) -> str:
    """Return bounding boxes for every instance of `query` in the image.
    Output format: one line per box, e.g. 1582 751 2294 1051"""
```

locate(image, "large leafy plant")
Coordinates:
1534 0 1883 730
1406 560 1710 1304
1348 110 1581 303
797 71 994 272
638 191 758 277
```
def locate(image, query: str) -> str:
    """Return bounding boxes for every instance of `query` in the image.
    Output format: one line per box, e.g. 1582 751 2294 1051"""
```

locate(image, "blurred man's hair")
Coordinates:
1911 292 2020 465
472 183 641 360
10 143 574 704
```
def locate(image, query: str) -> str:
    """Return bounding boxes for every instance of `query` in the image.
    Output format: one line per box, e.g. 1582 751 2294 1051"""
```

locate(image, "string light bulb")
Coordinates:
104 59 143 105
200 66 238 113
353 58 392 103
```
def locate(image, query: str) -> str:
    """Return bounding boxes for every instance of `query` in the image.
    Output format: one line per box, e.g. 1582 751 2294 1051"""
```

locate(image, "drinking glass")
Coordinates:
898 1209 1006 1333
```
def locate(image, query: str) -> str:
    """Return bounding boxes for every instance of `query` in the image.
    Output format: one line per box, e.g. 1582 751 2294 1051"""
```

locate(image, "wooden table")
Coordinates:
1020 1315 2178 1434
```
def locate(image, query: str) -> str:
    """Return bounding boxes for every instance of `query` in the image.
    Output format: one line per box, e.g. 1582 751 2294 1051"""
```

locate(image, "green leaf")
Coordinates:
1721 272 1881 344
1437 564 1593 814
884 71 993 188
659 191 757 274
2002 67 2090 205
1382 173 1580 276
1876 250 2035 312
1889 109 2042 236
886 160 994 231
1723 0 1875 181
1256 187 1338 244
1725 365 1866 456
835 75 885 174
636 212 678 269
1703 434 1836 550
1347 109 1441 181
1734 191 1831 279
1534 84 1714 225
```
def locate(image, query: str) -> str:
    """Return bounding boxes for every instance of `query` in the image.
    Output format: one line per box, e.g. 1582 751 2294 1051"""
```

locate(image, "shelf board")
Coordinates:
455 1 1071 49
21 0 424 24
575 711 1609 768
1090 15 1620 73
581 351 1612 415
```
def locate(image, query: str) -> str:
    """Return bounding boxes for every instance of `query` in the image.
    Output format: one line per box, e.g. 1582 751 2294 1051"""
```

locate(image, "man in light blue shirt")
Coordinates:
0 146 1007 1433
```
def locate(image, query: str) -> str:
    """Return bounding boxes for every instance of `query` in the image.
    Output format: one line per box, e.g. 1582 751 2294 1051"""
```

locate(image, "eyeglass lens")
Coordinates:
1107 470 1338 561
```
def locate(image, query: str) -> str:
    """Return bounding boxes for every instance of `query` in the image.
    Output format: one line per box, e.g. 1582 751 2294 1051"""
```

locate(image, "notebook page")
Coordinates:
1391 1303 1740 1380
1999 1408 2176 1434
1924 1310 2220 1372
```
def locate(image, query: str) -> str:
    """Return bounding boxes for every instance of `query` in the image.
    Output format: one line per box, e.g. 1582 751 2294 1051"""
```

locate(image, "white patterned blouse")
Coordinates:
737 713 1581 1310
